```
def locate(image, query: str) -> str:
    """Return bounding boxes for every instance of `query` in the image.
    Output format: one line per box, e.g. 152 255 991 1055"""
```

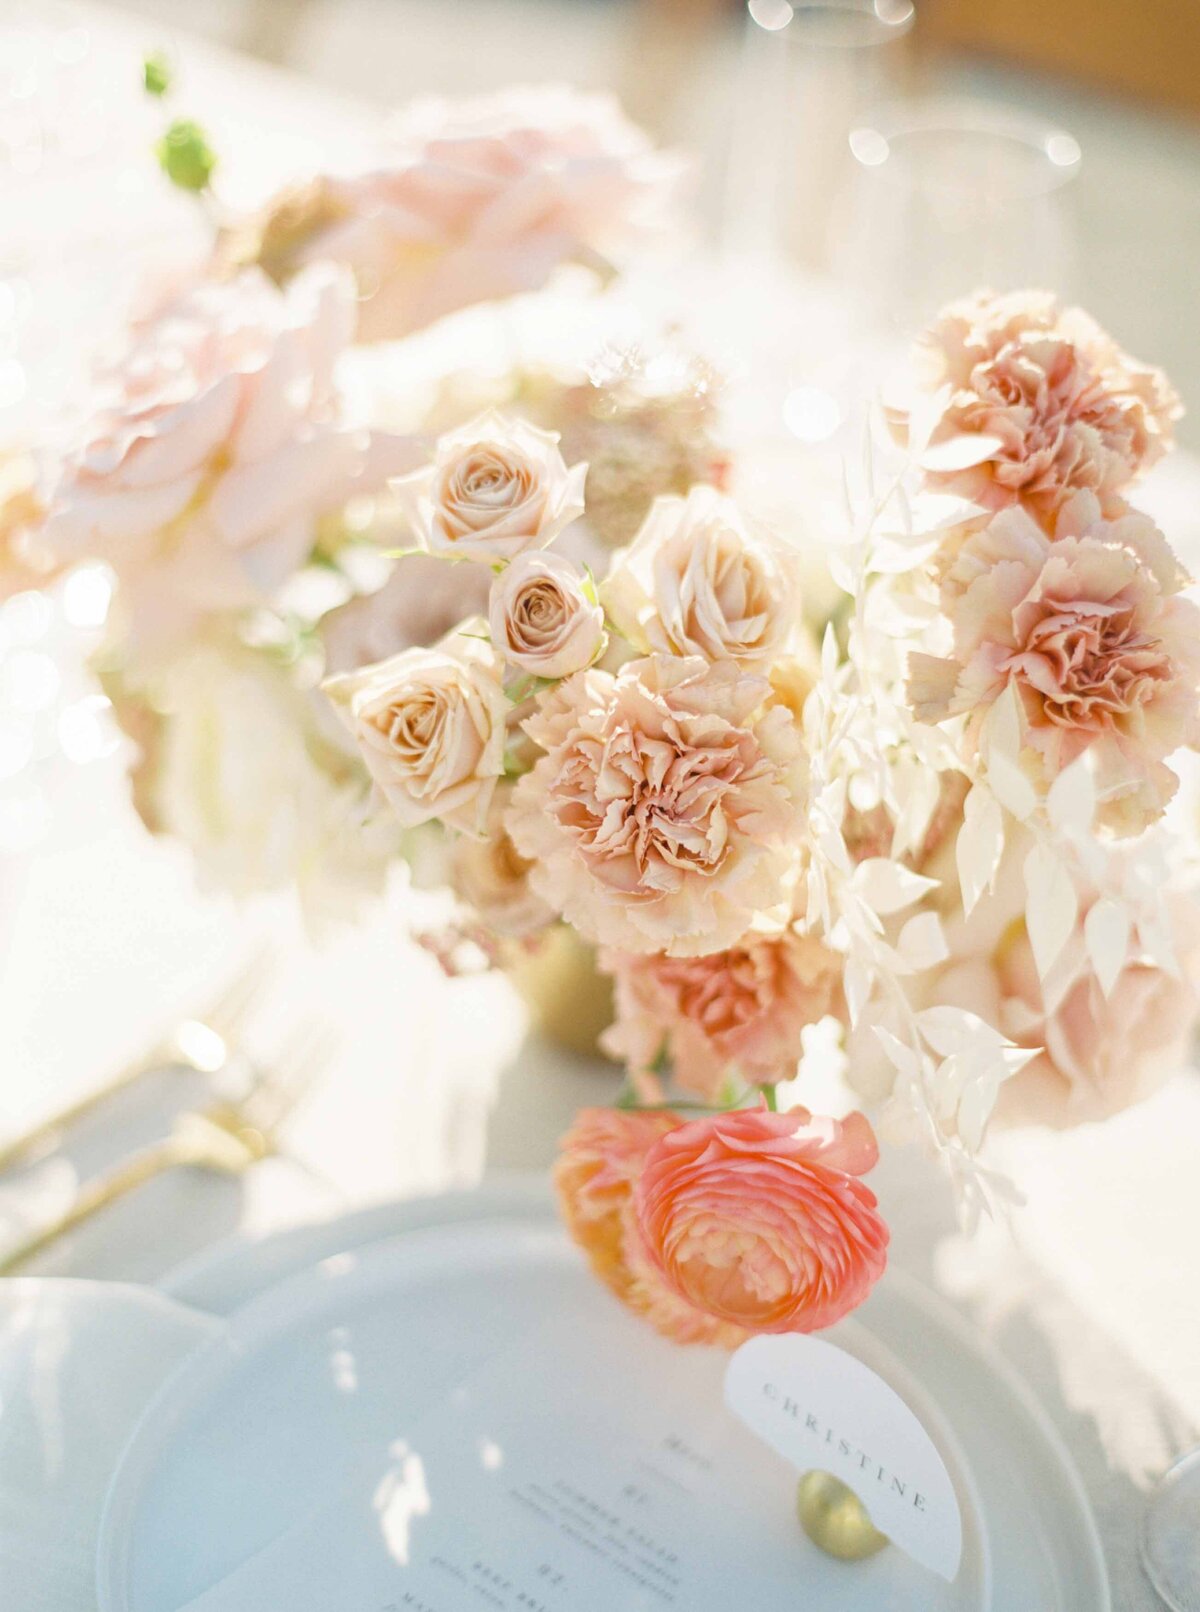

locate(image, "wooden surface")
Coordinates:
920 0 1200 116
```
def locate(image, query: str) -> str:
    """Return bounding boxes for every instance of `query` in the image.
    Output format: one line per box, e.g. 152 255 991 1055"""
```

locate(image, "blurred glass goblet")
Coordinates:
832 97 1081 342
725 0 915 273
1143 1448 1200 1612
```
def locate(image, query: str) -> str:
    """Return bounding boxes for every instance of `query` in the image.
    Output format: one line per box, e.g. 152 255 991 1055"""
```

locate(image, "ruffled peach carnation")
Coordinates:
632 1106 888 1336
600 930 844 1100
898 289 1180 522
909 493 1200 834
994 892 1200 1128
507 655 807 956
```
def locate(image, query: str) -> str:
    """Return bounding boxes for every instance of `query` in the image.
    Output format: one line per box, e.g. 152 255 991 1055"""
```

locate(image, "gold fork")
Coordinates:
0 945 276 1175
0 1024 337 1277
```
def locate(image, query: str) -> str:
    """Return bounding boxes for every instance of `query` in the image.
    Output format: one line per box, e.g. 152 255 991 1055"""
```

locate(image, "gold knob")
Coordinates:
797 1471 889 1561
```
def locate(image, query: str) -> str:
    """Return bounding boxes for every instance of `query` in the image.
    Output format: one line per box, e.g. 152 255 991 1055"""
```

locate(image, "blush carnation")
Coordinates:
631 1106 888 1336
600 929 843 1100
898 838 1200 1129
994 895 1200 1128
507 655 807 956
909 493 1200 833
897 289 1180 522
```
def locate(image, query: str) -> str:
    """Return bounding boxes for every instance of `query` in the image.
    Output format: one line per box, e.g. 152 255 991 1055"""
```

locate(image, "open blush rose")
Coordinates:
506 654 808 956
323 630 509 834
909 493 1200 834
489 550 605 678
603 486 799 670
396 411 586 563
221 86 683 343
894 288 1181 523
40 265 409 664
631 1106 888 1336
600 929 844 1100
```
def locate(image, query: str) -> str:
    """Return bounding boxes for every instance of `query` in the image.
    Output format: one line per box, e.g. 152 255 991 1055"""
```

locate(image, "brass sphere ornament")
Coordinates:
797 1471 890 1561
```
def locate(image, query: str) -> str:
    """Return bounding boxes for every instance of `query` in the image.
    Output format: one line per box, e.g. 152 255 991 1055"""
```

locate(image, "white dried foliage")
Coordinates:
804 403 1194 1224
956 783 1004 916
799 416 1028 1217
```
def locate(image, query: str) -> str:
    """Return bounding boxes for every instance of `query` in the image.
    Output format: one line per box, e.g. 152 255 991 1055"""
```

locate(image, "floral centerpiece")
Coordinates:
28 79 1200 1351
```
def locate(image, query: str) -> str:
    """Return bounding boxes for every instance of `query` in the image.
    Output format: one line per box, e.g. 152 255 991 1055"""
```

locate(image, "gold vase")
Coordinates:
506 927 617 1062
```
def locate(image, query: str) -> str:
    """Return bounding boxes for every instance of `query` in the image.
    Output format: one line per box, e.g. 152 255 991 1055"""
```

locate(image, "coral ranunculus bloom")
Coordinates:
632 1106 888 1336
554 1107 681 1304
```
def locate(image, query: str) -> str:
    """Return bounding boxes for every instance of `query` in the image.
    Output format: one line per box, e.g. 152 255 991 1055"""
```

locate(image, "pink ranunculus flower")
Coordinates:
231 86 683 343
632 1106 888 1337
554 1107 750 1348
507 655 808 956
600 928 844 1101
396 411 586 564
602 486 800 671
897 289 1181 523
40 265 397 661
909 493 1200 834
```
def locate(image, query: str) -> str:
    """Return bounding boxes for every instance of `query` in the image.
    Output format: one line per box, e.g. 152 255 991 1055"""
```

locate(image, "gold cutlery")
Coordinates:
0 1024 336 1276
0 945 275 1175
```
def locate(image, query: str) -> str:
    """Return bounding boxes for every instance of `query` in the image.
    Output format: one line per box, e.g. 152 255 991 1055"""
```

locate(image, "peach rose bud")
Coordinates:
489 549 606 679
395 411 587 564
603 485 800 670
323 630 509 835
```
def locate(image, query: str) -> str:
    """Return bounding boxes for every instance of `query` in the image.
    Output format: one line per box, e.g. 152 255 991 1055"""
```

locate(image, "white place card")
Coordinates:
173 1308 972 1611
725 1333 963 1581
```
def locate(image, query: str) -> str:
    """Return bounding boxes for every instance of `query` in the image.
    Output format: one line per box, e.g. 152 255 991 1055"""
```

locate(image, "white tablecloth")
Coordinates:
2 9 1199 1609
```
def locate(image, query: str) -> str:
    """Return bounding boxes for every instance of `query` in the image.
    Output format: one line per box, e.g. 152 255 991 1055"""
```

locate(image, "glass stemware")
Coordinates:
831 97 1082 342
1143 1448 1200 1612
724 0 915 273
